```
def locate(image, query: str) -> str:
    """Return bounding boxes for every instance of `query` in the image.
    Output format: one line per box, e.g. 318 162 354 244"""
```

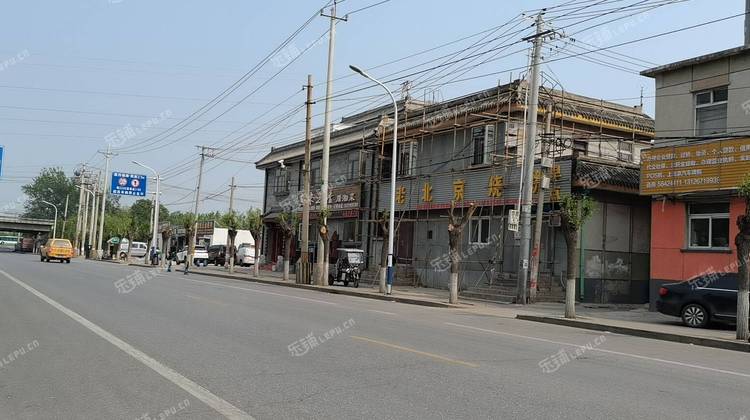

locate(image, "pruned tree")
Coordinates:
316 207 332 286
173 212 196 268
736 176 750 340
246 208 263 278
448 201 477 304
279 211 301 282
220 210 245 274
377 211 390 293
559 193 595 319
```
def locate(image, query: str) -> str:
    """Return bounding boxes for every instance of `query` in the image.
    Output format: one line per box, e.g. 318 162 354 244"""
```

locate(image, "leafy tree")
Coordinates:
279 211 300 282
220 210 247 273
246 209 263 278
21 168 78 221
559 194 595 318
736 176 750 340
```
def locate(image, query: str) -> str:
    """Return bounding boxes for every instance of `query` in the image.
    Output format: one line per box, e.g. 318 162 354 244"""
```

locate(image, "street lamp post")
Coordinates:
349 64 398 295
133 161 160 265
41 200 58 238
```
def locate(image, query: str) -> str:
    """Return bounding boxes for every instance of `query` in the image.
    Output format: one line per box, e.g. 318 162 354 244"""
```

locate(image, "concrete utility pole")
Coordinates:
74 164 86 254
61 194 69 239
301 75 314 284
529 105 553 302
518 12 546 305
89 180 98 256
315 1 347 285
228 176 236 273
190 146 209 268
746 0 750 45
97 145 116 258
81 185 90 256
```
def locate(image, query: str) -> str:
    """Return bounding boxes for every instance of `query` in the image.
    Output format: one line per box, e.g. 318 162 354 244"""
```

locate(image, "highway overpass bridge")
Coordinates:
0 215 54 235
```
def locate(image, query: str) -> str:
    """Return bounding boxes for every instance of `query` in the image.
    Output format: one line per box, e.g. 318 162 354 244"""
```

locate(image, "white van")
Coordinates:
118 239 148 259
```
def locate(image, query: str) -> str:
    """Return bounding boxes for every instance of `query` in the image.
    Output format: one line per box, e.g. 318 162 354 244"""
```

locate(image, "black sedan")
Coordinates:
656 273 739 328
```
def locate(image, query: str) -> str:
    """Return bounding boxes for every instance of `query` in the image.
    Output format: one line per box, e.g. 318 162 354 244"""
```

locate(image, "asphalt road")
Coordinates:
0 250 749 420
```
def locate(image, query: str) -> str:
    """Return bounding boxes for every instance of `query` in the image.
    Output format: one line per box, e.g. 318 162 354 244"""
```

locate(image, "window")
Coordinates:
342 220 357 242
273 168 288 194
469 217 491 244
349 152 360 181
310 160 321 187
398 141 418 176
688 203 729 249
427 230 433 240
472 125 495 165
695 87 727 136
618 141 633 162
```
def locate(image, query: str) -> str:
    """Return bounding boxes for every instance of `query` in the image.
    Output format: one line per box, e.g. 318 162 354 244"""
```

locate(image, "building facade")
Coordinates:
641 45 750 308
258 80 655 303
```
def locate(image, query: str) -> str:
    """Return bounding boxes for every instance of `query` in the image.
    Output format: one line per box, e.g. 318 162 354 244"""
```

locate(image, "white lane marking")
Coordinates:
181 278 337 306
0 268 255 420
367 309 397 316
445 322 750 380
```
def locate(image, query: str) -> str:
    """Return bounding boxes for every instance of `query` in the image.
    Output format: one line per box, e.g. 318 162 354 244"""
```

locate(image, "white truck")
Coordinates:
206 228 256 267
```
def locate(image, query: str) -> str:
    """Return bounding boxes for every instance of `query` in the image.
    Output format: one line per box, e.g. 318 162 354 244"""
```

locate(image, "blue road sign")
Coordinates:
111 172 147 197
0 145 4 178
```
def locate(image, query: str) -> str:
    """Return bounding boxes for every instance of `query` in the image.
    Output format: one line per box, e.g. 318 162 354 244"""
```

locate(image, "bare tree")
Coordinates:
279 212 300 282
447 201 477 304
559 194 595 319
736 176 750 340
246 209 263 278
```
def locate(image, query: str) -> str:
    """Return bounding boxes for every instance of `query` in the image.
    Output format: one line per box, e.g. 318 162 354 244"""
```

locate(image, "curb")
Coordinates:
186 270 457 308
91 259 466 308
516 314 750 353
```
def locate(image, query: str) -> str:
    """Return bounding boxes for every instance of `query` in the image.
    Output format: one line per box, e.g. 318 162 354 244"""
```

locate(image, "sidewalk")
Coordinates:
104 259 750 352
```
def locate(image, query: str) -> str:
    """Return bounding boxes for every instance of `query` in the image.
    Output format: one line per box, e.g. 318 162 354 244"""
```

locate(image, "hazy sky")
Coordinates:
0 0 743 215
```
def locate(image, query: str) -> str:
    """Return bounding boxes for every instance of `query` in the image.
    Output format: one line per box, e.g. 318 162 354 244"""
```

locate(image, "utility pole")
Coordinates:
61 194 69 239
74 164 86 254
518 12 546 305
228 176 236 273
315 1 347 285
190 146 209 269
89 178 99 256
97 145 116 258
529 104 553 303
81 183 90 256
301 74 314 284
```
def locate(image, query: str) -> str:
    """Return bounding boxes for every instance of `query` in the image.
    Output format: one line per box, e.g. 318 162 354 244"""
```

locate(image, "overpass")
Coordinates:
0 215 54 234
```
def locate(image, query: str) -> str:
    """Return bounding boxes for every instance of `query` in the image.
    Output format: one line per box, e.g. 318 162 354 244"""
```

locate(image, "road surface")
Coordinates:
0 250 747 419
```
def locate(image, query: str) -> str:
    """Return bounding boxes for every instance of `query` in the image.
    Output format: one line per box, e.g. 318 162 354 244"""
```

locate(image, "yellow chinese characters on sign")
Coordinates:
422 182 433 202
641 138 750 195
488 175 503 198
453 179 465 201
395 185 406 205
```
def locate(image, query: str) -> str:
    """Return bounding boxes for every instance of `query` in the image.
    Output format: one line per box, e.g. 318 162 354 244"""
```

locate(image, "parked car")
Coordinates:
656 273 740 328
235 243 255 267
40 239 73 263
207 245 227 266
118 240 148 259
176 245 209 266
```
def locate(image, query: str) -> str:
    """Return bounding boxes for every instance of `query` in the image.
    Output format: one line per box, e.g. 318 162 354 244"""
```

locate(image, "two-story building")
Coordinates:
641 45 750 308
257 80 655 304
